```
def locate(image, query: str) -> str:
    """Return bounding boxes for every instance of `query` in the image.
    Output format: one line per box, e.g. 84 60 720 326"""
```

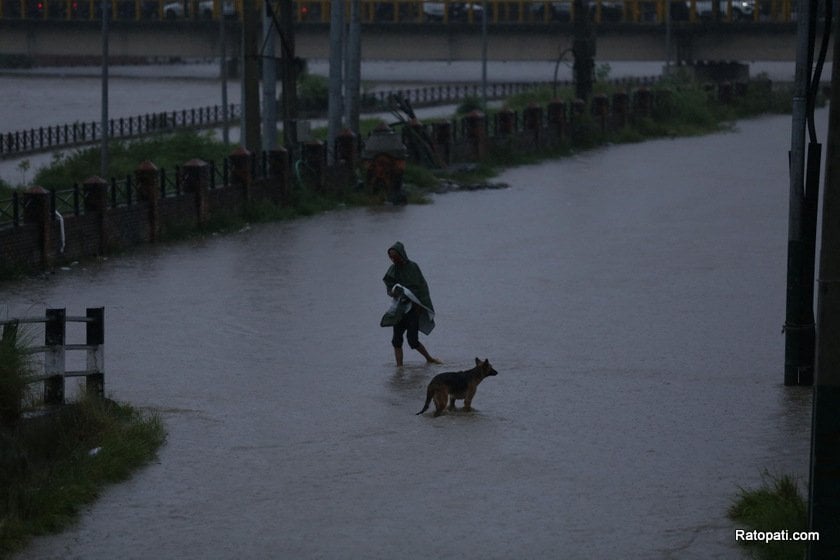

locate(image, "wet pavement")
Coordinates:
3 107 819 558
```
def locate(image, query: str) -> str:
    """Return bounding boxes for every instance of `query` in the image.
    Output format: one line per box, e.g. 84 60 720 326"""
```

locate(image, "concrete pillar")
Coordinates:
547 99 567 142
432 121 453 165
135 160 160 242
23 186 52 268
633 88 653 119
83 176 109 255
268 147 291 202
335 128 358 169
302 141 326 191
523 104 543 144
612 92 629 128
496 108 515 136
464 110 487 161
182 159 210 225
229 147 252 200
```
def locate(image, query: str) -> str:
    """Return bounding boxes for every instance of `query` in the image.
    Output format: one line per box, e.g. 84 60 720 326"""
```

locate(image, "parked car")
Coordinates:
529 0 624 23
163 0 235 19
423 1 485 22
689 0 755 20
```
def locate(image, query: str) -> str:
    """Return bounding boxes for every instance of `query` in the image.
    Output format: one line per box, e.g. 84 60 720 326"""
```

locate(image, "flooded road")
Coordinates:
5 109 817 559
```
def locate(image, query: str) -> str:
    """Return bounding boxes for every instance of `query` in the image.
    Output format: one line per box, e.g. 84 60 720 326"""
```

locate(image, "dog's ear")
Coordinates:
475 357 481 366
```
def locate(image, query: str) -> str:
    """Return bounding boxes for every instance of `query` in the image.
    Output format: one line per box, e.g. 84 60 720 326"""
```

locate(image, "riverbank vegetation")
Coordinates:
0 325 166 558
728 472 809 560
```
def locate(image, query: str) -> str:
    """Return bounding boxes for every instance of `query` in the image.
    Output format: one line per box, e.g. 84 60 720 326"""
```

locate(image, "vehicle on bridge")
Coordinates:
0 0 790 24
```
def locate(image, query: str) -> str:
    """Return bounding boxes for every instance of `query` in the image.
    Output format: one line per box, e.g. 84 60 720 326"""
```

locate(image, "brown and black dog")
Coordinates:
416 358 498 417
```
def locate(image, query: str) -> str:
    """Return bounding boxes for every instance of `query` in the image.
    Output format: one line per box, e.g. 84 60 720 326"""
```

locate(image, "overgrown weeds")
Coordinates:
0 324 166 557
729 471 809 560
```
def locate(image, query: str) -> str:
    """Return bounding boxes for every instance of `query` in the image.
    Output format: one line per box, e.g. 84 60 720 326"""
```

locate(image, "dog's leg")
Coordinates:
433 389 447 417
447 395 457 411
463 387 477 412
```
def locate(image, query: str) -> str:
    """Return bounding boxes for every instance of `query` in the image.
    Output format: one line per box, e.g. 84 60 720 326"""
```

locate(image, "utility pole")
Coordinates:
262 1 277 151
278 0 298 151
807 12 840 557
100 0 109 178
327 0 344 165
344 0 361 135
241 0 261 152
784 0 816 386
219 0 229 147
571 0 594 102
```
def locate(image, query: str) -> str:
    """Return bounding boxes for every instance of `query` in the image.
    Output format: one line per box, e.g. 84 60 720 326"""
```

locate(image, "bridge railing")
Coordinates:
0 0 796 24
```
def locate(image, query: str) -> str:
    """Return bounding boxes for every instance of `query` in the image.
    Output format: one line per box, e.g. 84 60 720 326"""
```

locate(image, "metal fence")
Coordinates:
0 104 240 159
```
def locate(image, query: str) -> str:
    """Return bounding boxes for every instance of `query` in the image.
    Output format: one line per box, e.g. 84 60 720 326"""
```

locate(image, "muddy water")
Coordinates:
6 111 816 559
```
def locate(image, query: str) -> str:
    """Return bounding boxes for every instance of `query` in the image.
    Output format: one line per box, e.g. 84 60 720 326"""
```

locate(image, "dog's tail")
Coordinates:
416 386 433 415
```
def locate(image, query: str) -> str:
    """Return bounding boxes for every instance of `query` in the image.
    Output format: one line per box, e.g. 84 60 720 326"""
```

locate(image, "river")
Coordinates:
3 99 820 558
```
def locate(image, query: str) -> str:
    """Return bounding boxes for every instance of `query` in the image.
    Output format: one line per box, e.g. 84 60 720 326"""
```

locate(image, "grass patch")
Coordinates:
729 472 809 560
0 324 166 557
0 397 165 557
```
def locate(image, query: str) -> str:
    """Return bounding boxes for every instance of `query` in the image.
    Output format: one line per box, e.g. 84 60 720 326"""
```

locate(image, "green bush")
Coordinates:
33 131 231 190
729 472 808 560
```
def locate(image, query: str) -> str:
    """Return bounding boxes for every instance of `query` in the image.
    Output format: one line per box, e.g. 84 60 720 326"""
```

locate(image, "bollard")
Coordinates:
135 160 160 242
182 159 210 225
361 124 408 204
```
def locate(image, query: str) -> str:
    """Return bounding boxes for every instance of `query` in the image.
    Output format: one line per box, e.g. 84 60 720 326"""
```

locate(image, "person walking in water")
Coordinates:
382 241 441 366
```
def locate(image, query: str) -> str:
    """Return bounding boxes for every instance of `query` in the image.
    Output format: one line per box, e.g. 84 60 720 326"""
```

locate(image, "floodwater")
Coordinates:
3 104 819 558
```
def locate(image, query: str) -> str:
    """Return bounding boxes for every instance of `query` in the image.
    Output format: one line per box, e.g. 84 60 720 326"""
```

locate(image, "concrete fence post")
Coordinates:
612 92 629 129
23 186 52 268
592 95 609 134
268 147 291 203
302 141 326 191
464 110 487 161
523 104 543 145
182 159 210 226
496 108 516 136
229 147 252 201
633 88 653 119
432 121 453 165
83 176 109 255
547 99 567 142
134 160 160 242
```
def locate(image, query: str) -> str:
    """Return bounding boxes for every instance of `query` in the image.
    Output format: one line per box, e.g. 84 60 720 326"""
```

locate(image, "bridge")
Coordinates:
0 0 818 63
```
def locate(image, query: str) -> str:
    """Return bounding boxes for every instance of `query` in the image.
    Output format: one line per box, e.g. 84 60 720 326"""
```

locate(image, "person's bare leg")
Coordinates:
414 342 441 364
394 347 404 366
